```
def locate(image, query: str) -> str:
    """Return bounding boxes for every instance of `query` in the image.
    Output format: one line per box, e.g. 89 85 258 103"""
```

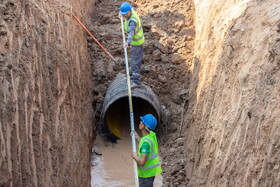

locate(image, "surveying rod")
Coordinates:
120 14 139 187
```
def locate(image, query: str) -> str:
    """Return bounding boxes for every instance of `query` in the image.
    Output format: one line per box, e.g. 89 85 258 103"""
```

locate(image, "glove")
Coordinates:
123 42 129 48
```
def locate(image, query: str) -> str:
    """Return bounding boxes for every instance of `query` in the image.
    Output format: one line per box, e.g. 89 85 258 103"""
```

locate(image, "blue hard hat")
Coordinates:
140 114 157 131
120 2 132 15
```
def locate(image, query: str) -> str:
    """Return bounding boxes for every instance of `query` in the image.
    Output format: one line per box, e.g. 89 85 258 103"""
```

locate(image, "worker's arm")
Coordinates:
127 20 136 44
132 152 148 166
132 141 150 166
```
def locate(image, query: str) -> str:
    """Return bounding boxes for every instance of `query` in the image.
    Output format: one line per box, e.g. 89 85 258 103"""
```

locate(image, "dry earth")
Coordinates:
0 0 94 186
184 0 280 186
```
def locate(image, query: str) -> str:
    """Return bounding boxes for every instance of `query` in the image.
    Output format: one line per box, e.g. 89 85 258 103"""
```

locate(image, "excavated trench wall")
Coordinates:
184 0 280 186
0 0 94 186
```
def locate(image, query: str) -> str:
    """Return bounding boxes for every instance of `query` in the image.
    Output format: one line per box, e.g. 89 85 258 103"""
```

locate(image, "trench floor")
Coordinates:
91 128 163 186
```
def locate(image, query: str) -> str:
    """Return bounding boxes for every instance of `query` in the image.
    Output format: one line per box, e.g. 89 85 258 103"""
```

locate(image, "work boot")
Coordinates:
131 82 142 89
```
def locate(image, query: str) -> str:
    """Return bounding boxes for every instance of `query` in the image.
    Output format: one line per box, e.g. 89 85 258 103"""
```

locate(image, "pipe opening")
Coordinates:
105 96 159 140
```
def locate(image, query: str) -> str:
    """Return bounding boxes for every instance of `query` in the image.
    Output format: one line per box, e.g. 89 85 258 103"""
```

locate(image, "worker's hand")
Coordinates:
130 131 139 138
131 131 140 142
132 152 138 160
123 42 129 48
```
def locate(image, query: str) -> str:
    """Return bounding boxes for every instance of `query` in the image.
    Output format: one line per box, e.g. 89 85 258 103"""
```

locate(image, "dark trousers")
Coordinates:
131 45 143 85
139 176 155 187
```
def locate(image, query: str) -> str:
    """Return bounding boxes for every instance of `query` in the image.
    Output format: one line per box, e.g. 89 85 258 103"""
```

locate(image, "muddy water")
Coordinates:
91 127 163 186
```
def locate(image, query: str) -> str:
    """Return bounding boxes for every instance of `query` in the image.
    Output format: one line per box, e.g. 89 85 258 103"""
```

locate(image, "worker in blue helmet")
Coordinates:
119 2 145 89
132 114 162 186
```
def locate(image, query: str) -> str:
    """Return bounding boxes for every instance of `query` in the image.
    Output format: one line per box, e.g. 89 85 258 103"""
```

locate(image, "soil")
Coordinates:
184 0 280 186
0 0 94 186
1 0 279 186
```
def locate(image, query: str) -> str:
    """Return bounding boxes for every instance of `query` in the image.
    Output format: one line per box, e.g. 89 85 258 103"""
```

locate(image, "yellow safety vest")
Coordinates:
137 131 162 178
124 9 145 46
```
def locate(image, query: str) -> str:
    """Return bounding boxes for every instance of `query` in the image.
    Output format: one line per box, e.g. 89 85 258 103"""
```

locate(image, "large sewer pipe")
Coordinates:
100 74 161 141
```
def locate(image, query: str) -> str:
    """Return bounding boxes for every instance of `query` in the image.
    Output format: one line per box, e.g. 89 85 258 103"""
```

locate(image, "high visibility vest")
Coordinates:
124 9 145 46
137 131 162 178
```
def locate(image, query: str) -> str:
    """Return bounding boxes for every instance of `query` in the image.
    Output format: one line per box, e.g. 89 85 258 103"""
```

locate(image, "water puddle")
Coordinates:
91 134 162 187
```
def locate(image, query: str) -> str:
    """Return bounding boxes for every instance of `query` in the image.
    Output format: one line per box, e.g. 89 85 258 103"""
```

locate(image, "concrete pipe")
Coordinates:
100 74 161 141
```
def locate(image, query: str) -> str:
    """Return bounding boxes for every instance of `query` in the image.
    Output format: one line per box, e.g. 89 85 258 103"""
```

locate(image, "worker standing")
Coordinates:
132 114 162 187
120 2 145 89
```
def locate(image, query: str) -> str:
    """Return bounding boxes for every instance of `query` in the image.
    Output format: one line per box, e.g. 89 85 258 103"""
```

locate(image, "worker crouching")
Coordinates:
132 114 162 187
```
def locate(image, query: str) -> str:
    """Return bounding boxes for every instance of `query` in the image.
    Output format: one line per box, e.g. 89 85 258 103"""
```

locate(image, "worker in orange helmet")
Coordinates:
120 2 145 89
132 114 162 187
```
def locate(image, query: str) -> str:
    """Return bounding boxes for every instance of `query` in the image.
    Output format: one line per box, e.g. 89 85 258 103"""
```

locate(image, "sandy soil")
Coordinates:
0 0 94 186
184 0 280 186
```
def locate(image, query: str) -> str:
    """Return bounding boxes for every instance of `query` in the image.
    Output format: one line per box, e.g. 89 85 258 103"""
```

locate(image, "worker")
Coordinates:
120 2 145 89
132 114 162 187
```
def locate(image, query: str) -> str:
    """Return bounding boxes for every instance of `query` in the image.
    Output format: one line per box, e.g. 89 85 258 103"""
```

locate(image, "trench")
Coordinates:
1 0 278 186
90 0 195 185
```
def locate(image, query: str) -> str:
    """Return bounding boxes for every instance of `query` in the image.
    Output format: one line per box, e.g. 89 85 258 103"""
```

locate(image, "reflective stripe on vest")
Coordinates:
132 35 144 42
144 138 158 161
139 164 160 170
138 137 159 170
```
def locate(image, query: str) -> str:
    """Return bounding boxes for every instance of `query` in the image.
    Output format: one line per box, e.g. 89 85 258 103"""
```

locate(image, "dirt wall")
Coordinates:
184 0 280 186
0 0 94 186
